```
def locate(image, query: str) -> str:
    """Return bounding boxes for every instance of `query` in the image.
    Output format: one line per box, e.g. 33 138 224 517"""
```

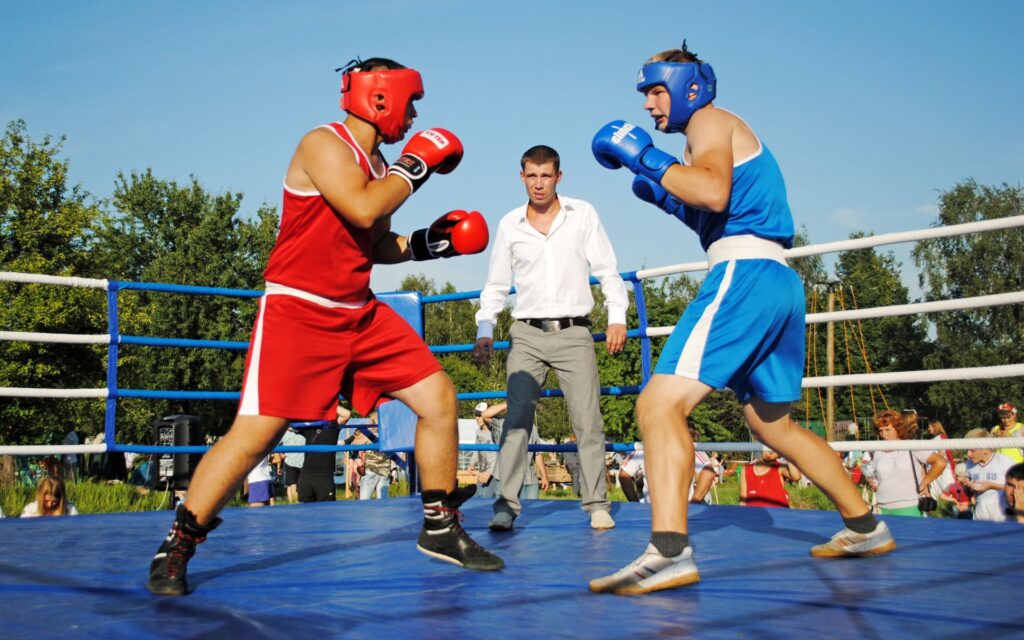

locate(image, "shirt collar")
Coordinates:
515 196 573 227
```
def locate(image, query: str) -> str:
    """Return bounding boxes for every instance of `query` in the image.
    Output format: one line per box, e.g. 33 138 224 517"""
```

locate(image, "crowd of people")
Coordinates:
841 403 1024 523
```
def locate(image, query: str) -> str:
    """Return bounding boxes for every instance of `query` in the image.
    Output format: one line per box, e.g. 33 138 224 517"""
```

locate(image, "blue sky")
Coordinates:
3 1 1022 295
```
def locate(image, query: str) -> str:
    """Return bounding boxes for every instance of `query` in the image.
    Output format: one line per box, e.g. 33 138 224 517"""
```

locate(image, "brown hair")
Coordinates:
647 39 704 65
520 145 560 172
874 409 916 440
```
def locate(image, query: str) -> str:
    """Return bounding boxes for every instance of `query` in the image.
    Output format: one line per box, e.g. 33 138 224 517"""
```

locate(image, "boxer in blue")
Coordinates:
588 41 896 595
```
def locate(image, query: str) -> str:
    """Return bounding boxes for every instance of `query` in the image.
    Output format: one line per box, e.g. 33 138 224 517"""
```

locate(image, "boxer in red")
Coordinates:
147 57 501 596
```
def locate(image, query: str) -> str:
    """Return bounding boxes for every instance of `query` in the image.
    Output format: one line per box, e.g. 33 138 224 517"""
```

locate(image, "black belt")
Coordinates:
521 317 591 332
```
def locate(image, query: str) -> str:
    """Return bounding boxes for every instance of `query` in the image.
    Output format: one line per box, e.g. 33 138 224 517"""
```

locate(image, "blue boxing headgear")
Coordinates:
636 61 717 132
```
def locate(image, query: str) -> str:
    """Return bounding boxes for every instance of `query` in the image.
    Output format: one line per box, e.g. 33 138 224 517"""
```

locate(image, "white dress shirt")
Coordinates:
475 195 628 339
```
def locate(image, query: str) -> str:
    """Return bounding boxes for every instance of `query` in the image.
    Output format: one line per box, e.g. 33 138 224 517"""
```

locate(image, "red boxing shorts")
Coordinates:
237 286 442 419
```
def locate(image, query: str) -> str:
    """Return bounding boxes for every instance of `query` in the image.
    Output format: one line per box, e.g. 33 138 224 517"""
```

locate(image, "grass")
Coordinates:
0 474 856 517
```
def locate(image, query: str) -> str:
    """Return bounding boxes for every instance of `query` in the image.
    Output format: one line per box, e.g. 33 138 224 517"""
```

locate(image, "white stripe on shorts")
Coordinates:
264 281 368 308
675 260 736 379
238 296 267 415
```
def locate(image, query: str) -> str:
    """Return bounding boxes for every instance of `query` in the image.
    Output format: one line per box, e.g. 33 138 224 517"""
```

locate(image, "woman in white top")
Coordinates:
863 410 946 517
21 474 78 517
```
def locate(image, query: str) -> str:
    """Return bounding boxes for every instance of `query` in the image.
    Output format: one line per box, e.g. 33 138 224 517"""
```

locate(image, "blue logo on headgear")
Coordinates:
636 61 716 132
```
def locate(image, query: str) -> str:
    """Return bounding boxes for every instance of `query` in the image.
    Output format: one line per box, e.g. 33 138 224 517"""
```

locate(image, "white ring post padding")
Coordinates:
803 364 1024 387
0 387 108 398
634 215 1024 280
0 331 112 344
0 271 109 289
0 444 108 455
688 437 1024 453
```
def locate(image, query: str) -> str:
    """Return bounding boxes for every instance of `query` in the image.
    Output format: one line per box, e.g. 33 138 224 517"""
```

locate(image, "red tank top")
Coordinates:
263 122 383 301
743 463 790 508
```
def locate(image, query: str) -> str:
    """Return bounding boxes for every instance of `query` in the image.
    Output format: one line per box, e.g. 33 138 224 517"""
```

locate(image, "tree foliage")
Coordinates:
93 170 278 442
912 180 1024 433
0 120 106 445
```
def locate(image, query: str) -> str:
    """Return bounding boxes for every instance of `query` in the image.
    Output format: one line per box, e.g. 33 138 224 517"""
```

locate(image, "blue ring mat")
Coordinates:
1 498 1021 638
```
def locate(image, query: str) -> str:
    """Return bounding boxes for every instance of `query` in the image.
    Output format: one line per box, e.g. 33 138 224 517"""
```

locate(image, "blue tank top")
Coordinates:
679 142 794 251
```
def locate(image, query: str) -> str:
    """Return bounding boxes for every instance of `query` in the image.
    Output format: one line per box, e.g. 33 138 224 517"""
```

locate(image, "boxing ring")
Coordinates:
2 217 1024 638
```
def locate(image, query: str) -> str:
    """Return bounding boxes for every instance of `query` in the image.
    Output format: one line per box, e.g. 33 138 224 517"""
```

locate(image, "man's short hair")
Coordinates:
1007 462 1024 482
521 145 560 172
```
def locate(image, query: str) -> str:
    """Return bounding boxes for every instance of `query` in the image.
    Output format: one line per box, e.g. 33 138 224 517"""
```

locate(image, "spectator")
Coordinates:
359 413 392 500
862 410 947 517
937 462 974 520
61 429 80 482
901 409 919 434
245 454 275 507
689 426 721 504
280 426 305 504
561 432 582 498
298 407 347 503
470 402 500 499
963 428 1015 522
618 445 646 503
479 402 549 506
926 419 957 498
21 474 78 517
991 403 1023 464
472 145 626 532
740 449 801 508
1004 463 1024 523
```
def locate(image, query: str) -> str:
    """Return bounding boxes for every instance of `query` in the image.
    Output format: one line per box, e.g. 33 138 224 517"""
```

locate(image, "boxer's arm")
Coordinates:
660 109 734 213
290 128 410 229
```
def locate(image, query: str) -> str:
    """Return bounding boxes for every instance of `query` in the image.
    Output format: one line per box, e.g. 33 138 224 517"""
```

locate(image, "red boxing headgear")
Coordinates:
341 67 424 144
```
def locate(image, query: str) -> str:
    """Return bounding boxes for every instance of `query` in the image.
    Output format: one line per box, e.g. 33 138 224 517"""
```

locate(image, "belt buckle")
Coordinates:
540 319 562 332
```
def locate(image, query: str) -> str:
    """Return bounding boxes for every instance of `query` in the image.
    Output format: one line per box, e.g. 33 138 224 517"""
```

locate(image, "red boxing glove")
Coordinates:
389 128 464 193
409 210 489 261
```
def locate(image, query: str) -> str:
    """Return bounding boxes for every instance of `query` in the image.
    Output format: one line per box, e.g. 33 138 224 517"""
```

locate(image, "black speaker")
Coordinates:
154 415 205 490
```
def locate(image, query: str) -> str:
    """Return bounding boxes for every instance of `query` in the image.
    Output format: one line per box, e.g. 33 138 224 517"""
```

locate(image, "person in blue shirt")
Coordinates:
588 41 896 595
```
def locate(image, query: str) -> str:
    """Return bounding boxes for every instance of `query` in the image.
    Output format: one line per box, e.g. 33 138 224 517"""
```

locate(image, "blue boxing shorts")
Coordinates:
655 246 804 403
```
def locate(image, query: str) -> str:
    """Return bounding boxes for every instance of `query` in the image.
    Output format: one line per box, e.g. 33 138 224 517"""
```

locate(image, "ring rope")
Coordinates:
634 214 1024 279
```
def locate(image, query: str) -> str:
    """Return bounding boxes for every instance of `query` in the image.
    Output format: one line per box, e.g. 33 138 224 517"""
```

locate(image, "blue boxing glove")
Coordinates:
592 120 679 183
632 175 682 217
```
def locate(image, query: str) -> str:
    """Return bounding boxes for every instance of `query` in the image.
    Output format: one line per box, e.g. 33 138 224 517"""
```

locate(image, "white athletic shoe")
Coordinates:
589 544 700 595
590 509 615 530
810 520 897 558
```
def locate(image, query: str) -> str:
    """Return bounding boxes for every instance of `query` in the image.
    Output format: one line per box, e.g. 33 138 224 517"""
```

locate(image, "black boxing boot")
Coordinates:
417 485 504 571
146 504 222 596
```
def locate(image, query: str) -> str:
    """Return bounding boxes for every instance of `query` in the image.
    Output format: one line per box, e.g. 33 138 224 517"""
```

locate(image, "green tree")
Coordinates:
93 170 278 442
912 180 1024 433
800 234 929 429
0 120 107 446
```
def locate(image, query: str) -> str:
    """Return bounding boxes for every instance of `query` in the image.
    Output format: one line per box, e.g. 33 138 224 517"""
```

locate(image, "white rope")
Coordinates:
690 437 1024 454
0 271 109 289
0 387 108 398
0 444 107 455
0 331 111 344
634 215 1024 279
803 364 1024 387
807 291 1024 323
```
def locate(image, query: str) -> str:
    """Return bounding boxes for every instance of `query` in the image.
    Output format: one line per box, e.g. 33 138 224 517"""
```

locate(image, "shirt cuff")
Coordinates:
607 307 627 326
476 321 494 340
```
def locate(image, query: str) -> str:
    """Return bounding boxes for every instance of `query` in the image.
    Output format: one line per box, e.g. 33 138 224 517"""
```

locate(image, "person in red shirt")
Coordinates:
146 57 500 597
740 449 801 508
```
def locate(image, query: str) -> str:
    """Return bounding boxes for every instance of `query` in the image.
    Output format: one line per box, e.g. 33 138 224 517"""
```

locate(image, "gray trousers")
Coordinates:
494 321 610 517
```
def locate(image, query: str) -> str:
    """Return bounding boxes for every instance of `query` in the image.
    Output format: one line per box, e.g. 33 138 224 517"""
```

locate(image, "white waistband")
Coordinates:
706 235 787 269
264 282 369 309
